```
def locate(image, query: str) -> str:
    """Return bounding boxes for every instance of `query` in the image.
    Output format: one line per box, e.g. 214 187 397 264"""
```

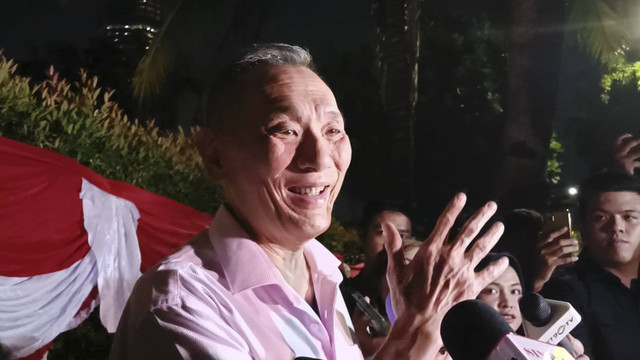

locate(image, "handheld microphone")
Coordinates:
441 300 575 360
519 293 581 357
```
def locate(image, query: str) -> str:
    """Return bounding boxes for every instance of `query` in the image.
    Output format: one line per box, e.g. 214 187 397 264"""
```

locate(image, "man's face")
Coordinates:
582 191 640 268
210 65 351 248
364 211 412 265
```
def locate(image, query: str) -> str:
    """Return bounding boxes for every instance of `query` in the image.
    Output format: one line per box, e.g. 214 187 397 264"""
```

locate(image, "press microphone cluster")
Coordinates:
519 292 581 357
441 300 576 360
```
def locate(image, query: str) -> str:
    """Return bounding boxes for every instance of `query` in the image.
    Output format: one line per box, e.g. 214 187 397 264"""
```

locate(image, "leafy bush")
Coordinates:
601 53 640 104
0 57 225 214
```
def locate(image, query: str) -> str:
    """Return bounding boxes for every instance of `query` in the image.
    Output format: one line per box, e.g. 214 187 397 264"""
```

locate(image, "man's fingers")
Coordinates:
454 201 497 251
556 256 579 265
427 193 467 248
539 227 569 247
619 136 640 155
383 221 405 279
616 133 634 146
466 221 504 266
540 239 579 255
475 255 509 292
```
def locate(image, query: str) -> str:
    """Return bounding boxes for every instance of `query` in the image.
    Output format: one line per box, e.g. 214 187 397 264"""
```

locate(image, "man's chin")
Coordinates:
285 215 331 239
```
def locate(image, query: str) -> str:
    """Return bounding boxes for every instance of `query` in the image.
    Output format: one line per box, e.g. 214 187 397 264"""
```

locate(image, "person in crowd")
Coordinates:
475 253 589 360
344 210 417 359
342 202 412 315
476 253 525 332
494 209 580 292
360 201 412 268
109 43 508 360
542 171 640 360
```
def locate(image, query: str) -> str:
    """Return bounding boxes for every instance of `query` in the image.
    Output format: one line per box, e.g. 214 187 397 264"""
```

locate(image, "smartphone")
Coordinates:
351 291 389 336
541 210 572 239
541 210 573 258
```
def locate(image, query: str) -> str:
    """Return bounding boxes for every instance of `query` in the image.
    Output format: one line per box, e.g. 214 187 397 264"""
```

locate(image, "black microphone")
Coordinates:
519 293 580 357
441 300 575 360
441 300 513 359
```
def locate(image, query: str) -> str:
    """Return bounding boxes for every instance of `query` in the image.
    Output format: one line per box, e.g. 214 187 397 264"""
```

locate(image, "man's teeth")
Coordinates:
291 186 325 196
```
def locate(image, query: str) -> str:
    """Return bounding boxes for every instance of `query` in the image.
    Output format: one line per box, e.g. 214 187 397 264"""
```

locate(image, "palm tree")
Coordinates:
494 0 631 209
131 0 274 128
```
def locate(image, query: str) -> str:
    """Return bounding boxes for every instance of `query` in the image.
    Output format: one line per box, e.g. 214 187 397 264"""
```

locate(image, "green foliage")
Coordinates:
600 52 640 103
0 55 224 215
546 133 564 184
317 221 363 265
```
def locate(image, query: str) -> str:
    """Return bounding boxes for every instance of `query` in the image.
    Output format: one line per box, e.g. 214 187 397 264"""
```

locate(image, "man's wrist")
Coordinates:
373 311 442 360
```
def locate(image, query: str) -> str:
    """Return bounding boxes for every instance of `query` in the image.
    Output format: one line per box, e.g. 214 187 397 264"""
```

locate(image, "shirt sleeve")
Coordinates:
540 275 592 357
110 267 255 360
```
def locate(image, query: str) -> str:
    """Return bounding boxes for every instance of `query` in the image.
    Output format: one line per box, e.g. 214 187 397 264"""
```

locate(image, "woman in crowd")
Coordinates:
476 253 525 332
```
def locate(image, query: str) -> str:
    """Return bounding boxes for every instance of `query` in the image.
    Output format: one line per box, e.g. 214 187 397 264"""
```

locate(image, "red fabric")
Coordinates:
20 343 51 360
0 136 213 276
348 262 365 278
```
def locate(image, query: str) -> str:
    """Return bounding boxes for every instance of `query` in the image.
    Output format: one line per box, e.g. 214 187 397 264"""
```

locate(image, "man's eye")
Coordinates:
279 129 297 136
268 127 297 137
512 289 522 296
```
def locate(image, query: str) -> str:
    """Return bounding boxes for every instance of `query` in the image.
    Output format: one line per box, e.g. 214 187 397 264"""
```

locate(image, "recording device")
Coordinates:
441 300 575 360
350 290 389 336
520 293 581 357
541 210 575 258
541 209 572 240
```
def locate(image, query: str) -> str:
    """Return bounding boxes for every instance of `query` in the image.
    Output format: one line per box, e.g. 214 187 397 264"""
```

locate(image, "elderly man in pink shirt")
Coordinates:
110 43 507 359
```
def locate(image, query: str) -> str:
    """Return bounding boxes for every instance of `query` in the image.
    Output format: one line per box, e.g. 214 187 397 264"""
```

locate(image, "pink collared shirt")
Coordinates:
110 207 364 360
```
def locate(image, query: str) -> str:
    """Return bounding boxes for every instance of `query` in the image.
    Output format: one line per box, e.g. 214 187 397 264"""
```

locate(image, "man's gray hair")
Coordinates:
204 43 315 128
237 43 313 69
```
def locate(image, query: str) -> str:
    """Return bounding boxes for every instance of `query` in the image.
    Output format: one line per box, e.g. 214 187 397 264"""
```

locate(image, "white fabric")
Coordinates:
0 179 142 358
0 254 98 358
80 178 142 332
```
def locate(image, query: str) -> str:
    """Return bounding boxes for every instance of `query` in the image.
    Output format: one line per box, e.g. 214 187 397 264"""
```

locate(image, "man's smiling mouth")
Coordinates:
289 186 328 196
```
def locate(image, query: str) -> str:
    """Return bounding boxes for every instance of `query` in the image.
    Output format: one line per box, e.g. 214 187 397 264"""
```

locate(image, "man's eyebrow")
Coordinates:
326 110 344 120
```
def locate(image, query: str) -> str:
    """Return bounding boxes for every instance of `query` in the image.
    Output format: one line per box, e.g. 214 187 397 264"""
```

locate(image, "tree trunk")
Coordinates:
494 0 567 210
374 0 421 206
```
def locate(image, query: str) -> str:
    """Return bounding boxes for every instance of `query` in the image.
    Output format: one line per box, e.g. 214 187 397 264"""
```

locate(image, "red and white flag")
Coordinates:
0 137 213 358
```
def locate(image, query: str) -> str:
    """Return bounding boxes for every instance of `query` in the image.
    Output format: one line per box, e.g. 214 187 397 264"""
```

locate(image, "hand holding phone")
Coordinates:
351 291 389 337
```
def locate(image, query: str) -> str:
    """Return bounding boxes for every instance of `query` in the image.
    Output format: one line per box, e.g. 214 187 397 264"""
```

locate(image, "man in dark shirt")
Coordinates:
542 172 640 360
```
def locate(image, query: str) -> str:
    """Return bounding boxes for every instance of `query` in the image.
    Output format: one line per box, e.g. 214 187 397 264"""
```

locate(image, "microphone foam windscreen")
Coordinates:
441 300 513 360
519 292 552 327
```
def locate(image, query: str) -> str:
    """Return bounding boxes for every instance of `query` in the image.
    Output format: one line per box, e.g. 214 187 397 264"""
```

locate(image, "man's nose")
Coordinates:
295 130 331 171
607 216 625 233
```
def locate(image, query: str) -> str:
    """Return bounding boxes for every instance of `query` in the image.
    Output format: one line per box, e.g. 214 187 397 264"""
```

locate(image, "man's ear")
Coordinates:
194 127 225 181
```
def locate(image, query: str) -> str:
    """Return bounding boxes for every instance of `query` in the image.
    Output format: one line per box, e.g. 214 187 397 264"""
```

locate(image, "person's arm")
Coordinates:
532 226 580 292
373 193 509 359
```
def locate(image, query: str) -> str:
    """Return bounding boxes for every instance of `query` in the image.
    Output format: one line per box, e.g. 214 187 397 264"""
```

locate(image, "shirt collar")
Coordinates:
208 206 343 294
575 253 640 283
